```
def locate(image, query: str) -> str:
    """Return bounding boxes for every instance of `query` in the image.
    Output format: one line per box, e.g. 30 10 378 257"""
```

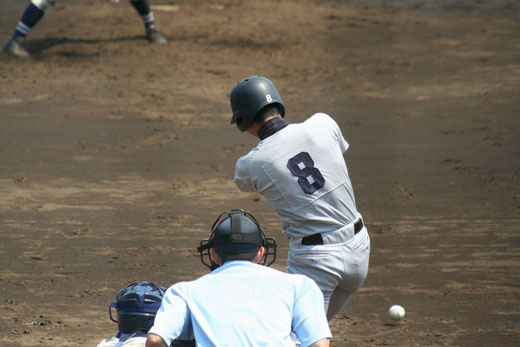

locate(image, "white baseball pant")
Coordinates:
287 219 370 321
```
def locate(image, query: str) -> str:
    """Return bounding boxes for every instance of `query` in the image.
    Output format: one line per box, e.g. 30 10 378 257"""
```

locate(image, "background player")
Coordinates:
146 209 331 347
229 76 371 321
4 0 166 58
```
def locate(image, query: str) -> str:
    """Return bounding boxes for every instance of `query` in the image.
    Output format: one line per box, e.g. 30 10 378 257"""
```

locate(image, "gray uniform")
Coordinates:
235 113 370 320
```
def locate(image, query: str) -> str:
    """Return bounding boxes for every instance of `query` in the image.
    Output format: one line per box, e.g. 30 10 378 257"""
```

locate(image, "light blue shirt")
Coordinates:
149 261 331 346
235 113 358 238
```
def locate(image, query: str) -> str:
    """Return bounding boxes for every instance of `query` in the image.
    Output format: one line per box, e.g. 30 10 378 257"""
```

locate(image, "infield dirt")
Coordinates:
1 0 519 346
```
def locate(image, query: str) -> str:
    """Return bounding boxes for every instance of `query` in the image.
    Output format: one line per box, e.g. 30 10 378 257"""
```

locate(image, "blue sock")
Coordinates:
130 0 156 28
12 3 44 41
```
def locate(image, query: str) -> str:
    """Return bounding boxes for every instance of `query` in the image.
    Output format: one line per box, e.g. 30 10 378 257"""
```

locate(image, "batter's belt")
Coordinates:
301 218 364 246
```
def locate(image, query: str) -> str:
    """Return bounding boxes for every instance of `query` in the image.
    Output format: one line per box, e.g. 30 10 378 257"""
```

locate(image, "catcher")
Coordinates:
98 281 194 347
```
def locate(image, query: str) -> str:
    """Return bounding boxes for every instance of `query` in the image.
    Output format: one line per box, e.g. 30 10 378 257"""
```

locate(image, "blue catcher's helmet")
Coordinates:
109 281 165 333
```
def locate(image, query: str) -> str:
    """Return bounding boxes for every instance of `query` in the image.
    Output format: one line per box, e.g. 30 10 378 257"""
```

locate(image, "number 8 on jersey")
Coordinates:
287 152 325 194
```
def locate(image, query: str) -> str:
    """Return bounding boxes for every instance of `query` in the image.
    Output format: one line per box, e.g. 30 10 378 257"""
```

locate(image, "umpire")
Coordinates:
146 209 331 347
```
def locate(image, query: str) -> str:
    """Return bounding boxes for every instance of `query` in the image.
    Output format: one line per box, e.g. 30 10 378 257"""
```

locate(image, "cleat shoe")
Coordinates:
4 38 30 58
146 26 167 44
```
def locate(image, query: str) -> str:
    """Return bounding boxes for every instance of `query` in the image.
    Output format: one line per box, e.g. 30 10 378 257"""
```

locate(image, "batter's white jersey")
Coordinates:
235 113 358 238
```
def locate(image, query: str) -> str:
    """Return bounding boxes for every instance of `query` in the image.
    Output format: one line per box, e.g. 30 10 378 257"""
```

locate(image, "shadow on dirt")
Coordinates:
23 35 143 55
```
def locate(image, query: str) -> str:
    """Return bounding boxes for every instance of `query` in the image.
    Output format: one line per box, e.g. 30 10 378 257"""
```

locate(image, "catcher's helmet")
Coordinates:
109 281 165 333
230 76 285 132
197 209 277 269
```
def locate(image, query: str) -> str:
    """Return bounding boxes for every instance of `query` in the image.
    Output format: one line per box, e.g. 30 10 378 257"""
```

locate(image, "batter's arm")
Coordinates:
234 156 257 192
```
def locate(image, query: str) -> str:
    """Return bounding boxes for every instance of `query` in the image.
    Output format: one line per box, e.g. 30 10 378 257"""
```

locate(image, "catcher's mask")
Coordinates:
197 209 277 270
109 281 165 333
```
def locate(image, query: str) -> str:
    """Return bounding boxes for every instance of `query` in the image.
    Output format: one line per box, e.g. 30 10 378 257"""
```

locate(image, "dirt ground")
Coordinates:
0 0 519 346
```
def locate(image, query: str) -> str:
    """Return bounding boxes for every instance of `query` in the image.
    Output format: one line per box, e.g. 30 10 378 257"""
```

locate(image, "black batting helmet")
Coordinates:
197 209 277 270
230 76 285 132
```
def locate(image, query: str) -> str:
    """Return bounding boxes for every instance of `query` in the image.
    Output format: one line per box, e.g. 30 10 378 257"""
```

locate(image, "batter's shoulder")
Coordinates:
235 153 252 177
236 146 263 173
238 146 261 164
307 112 336 123
303 112 333 124
303 112 338 131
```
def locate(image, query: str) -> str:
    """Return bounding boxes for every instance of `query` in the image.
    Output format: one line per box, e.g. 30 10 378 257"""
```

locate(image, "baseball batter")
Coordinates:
230 76 371 321
4 0 167 58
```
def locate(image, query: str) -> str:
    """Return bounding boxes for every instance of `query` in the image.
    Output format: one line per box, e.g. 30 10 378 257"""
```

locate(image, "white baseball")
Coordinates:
388 305 405 321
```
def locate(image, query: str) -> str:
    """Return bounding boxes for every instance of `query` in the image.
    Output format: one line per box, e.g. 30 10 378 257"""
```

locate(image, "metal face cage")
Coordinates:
197 209 277 270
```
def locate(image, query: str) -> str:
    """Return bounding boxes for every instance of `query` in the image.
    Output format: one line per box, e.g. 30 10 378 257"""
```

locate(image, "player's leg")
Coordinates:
327 228 370 321
326 286 354 321
4 0 53 58
287 259 334 345
287 260 334 313
287 244 342 314
128 0 167 43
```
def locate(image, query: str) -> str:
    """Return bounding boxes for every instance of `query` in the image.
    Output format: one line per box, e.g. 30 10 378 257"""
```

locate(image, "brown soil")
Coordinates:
1 0 519 346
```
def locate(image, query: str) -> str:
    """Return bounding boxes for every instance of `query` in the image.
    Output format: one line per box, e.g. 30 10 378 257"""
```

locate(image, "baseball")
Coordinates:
388 305 405 321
